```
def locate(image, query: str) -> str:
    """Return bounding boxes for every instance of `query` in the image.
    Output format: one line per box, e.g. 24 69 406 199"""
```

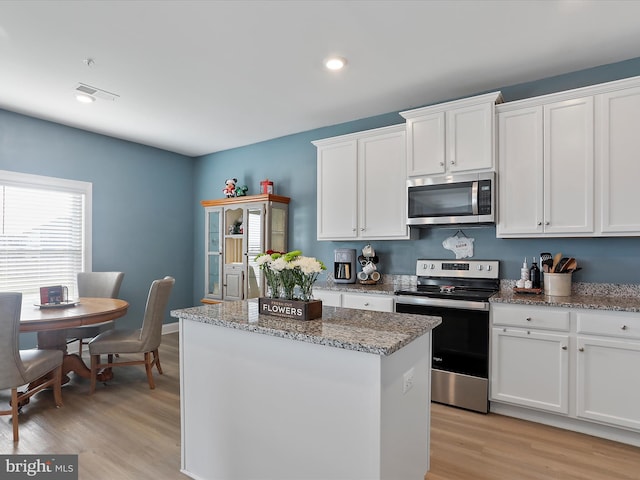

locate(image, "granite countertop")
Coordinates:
316 277 640 313
314 281 397 296
491 283 640 313
171 298 440 356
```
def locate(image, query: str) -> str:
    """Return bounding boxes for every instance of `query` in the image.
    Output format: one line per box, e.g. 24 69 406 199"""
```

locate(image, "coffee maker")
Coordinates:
334 248 356 284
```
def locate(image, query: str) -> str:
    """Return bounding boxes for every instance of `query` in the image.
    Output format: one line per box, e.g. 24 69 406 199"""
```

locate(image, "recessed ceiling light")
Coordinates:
75 93 96 104
325 56 347 71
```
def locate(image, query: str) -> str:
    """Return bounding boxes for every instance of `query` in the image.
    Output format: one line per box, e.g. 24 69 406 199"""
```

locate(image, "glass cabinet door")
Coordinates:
205 208 223 299
245 205 265 298
270 205 288 254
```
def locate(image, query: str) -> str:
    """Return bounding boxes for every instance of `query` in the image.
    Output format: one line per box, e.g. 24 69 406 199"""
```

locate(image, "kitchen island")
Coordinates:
171 299 440 480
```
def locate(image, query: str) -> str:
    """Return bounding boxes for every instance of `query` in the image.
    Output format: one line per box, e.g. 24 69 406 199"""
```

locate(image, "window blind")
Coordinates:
0 171 92 301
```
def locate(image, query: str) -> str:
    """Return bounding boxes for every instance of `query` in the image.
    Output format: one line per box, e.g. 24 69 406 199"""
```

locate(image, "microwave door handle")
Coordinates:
471 181 479 215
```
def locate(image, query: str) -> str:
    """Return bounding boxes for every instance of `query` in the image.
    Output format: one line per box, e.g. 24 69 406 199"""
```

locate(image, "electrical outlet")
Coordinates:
402 367 415 394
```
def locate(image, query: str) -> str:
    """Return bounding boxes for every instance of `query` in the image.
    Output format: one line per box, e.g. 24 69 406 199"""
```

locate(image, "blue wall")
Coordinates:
194 57 640 295
4 56 640 329
0 110 195 346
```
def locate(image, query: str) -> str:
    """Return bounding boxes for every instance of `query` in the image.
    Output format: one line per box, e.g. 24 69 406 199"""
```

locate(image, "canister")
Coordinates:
543 272 572 296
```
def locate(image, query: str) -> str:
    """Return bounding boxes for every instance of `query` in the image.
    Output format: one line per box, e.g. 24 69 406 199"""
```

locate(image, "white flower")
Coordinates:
255 255 272 268
293 256 324 274
270 257 288 272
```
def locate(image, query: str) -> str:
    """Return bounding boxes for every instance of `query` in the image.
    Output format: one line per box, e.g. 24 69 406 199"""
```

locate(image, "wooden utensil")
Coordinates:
561 258 577 272
555 257 570 273
551 253 562 272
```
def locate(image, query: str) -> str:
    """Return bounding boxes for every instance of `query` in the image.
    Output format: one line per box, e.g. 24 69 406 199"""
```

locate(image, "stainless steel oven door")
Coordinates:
395 297 490 413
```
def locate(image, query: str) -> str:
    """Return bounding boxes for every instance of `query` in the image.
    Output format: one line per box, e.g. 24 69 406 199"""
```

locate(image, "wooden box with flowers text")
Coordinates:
258 297 323 321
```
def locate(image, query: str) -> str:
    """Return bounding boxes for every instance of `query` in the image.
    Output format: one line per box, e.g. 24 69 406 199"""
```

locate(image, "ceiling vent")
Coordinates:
75 83 120 101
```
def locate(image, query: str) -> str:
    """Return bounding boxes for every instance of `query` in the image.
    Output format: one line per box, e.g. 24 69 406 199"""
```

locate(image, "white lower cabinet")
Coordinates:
314 289 394 312
575 310 640 431
491 327 569 414
491 304 570 414
313 289 342 307
491 303 640 439
341 292 394 312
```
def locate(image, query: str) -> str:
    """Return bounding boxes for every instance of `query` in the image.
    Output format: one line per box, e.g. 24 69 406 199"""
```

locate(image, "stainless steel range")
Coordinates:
395 259 500 413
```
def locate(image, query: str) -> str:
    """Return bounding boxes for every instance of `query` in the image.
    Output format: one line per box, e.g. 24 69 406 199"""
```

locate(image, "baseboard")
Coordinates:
490 401 640 447
162 321 179 335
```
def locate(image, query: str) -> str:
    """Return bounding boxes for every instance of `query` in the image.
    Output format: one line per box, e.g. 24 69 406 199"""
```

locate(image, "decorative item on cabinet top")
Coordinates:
201 193 290 207
221 178 249 198
260 178 274 194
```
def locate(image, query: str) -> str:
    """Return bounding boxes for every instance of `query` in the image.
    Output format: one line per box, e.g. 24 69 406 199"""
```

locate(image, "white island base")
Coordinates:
180 319 431 480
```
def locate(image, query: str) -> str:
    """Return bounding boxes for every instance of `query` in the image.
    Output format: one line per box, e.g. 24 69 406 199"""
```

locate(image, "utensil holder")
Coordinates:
543 272 572 296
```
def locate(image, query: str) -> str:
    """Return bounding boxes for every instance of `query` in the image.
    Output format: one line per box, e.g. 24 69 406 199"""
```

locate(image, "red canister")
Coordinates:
260 179 274 194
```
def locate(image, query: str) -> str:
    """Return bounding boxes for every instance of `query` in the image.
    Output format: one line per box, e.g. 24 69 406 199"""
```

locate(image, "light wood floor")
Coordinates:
2 333 639 479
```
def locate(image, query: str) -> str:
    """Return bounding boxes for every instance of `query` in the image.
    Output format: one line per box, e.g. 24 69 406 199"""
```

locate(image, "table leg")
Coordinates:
36 331 113 382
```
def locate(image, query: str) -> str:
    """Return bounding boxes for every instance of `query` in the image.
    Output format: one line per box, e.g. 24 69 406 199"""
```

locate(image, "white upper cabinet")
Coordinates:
313 125 412 241
498 97 594 237
401 92 503 177
496 75 640 237
496 106 544 236
315 139 358 240
544 98 595 235
597 85 640 233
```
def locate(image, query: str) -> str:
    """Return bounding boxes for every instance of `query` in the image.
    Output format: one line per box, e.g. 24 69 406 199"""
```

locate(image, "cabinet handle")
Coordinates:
450 161 455 165
561 345 567 350
526 317 532 321
545 221 550 226
352 228 357 232
578 347 585 352
537 222 542 226
503 328 507 332
360 227 365 231
440 162 444 166
527 330 530 335
364 302 369 306
621 325 628 330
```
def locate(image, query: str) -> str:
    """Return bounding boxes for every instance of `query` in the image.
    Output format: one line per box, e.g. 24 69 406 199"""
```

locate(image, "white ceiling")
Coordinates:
2 0 640 157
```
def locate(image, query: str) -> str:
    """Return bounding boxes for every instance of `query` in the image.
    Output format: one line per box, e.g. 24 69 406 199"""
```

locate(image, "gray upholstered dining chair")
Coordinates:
66 271 125 355
88 276 175 394
0 292 63 442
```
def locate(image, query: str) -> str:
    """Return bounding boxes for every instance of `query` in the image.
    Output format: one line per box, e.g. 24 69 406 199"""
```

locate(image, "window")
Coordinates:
0 170 92 301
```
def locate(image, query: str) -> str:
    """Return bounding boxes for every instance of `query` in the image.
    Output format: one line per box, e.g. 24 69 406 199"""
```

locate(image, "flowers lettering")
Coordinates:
255 250 326 301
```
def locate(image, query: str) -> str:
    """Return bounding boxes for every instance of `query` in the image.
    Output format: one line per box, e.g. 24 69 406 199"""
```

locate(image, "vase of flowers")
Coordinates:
256 250 282 298
256 249 326 320
292 255 326 302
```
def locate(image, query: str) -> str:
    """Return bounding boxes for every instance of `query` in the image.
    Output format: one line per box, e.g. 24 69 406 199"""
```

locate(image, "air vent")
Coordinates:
75 83 119 101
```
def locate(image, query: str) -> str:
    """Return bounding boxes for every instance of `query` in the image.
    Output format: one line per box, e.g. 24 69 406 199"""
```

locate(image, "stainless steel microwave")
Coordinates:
407 172 495 226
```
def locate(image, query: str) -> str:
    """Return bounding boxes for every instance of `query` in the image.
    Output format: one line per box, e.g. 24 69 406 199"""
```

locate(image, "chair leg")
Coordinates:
78 339 84 356
153 349 163 375
89 355 98 395
53 365 63 408
144 351 156 389
11 388 19 443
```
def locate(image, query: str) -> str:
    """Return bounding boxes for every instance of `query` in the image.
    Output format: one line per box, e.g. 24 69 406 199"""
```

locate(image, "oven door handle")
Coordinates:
395 295 489 312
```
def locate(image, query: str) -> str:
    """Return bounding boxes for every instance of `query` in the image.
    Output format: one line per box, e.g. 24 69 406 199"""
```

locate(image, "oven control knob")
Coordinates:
477 265 483 271
430 263 435 269
486 265 492 271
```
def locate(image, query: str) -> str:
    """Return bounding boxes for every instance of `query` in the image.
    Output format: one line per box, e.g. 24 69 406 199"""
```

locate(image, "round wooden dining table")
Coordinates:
20 297 129 383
